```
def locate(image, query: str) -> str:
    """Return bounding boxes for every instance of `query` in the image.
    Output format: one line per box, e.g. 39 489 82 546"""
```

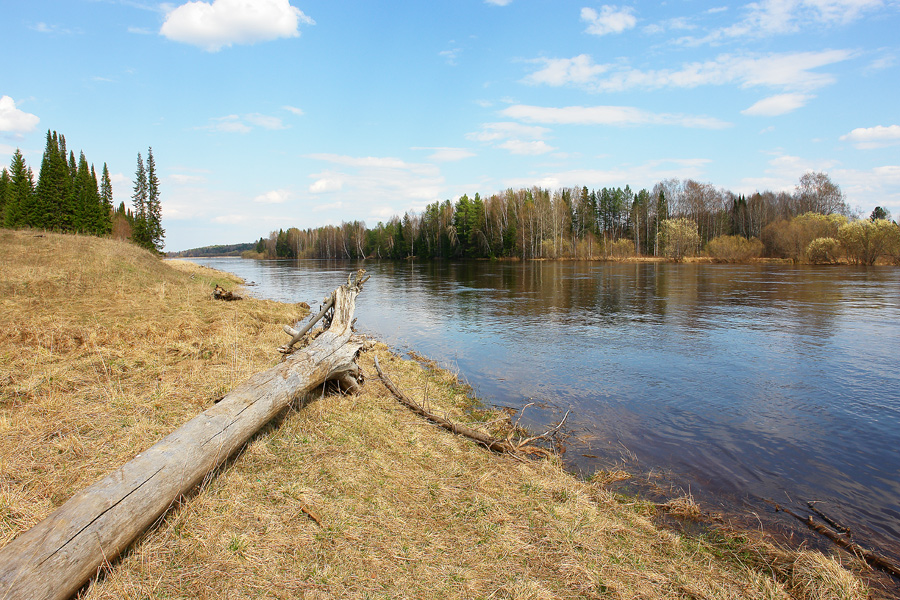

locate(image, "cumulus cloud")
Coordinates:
501 104 730 129
742 93 815 116
581 6 637 36
282 105 304 116
840 124 900 149
253 189 291 203
309 177 344 193
160 0 314 52
523 50 855 93
0 96 40 134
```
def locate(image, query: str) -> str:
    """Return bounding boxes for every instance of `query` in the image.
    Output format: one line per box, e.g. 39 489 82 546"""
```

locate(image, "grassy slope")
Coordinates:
0 230 867 600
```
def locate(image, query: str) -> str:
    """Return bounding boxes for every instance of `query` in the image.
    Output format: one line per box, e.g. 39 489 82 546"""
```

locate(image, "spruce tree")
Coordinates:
4 150 34 228
100 163 114 235
131 152 150 249
35 131 73 230
0 168 8 224
145 147 164 251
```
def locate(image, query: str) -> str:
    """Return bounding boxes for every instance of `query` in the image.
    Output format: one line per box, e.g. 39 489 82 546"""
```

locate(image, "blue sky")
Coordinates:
2 0 898 251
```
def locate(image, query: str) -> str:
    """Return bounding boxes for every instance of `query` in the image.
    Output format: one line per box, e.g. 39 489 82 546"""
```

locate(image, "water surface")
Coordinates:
189 258 900 561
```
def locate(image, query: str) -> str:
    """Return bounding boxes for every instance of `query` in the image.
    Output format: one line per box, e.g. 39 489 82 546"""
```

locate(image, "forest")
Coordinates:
0 130 164 253
250 172 900 265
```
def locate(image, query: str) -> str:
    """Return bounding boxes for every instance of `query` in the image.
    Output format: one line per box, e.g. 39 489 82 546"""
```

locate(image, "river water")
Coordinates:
188 257 900 562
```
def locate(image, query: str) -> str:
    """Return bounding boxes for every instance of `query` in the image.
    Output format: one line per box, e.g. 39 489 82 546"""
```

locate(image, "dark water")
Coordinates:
188 258 900 562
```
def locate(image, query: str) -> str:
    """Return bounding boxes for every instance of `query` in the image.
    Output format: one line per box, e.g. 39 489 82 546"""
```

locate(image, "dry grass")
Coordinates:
0 229 869 600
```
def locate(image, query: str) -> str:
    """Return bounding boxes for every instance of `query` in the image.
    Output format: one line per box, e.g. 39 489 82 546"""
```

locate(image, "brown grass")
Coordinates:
0 229 868 599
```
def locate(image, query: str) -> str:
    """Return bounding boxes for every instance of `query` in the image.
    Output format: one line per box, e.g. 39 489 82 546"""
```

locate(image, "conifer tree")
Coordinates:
145 147 164 251
4 150 34 228
131 152 150 249
35 131 73 230
100 163 114 235
0 168 8 223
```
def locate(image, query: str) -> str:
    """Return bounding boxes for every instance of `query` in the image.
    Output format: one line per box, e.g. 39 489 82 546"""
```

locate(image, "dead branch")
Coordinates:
374 356 568 458
374 355 516 454
765 499 900 580
807 501 852 536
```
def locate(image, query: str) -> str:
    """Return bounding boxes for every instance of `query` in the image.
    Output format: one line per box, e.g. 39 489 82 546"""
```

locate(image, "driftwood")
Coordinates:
374 355 567 458
0 271 369 600
766 499 900 580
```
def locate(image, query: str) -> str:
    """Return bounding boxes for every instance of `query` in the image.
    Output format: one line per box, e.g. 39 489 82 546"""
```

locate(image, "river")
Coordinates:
187 257 900 563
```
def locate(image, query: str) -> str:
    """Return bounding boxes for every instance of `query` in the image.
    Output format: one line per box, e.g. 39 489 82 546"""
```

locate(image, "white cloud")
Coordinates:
500 104 730 129
523 54 609 86
485 0 513 5
840 125 900 149
282 105 304 116
160 0 314 52
466 121 554 156
245 113 286 130
581 6 637 36
0 96 40 134
523 50 855 93
201 112 287 133
466 122 550 143
415 147 476 162
503 158 712 191
170 173 207 184
684 0 884 44
304 154 445 212
309 177 344 193
742 93 815 116
498 140 556 155
212 214 247 224
253 189 291 203
440 47 462 65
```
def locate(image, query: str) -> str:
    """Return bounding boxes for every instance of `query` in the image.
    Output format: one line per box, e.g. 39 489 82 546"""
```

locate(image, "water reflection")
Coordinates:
187 257 900 562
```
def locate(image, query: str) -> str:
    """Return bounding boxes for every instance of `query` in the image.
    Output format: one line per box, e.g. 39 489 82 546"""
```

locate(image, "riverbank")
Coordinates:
0 229 871 598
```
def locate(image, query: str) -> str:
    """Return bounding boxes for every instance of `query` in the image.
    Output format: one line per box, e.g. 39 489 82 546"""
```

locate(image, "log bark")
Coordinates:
0 272 368 600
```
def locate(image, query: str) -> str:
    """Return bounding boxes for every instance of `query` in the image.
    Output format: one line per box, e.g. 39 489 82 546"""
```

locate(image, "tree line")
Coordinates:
250 171 899 265
0 130 164 253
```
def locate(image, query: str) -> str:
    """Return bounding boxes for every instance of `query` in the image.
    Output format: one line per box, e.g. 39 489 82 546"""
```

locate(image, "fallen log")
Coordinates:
0 271 369 600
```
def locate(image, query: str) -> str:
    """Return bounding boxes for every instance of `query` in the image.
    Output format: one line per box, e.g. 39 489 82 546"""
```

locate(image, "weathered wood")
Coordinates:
0 272 368 600
767 500 900 581
279 295 335 353
374 355 516 454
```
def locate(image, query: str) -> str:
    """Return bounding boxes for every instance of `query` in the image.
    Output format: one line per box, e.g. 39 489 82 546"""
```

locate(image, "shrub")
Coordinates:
805 237 840 264
658 218 700 261
761 212 847 260
706 235 764 262
607 238 634 259
838 219 900 265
